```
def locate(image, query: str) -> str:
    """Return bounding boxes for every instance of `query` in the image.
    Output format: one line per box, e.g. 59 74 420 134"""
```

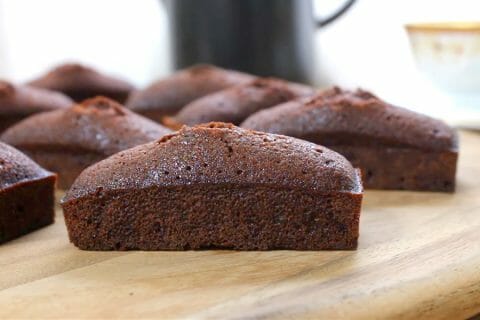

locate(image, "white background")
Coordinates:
0 0 479 121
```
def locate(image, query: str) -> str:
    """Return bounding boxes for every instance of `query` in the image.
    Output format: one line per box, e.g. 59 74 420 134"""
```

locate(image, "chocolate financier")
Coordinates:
1 96 171 189
167 78 314 128
0 142 56 244
0 80 72 133
28 63 134 103
242 87 458 192
62 122 363 251
126 65 256 123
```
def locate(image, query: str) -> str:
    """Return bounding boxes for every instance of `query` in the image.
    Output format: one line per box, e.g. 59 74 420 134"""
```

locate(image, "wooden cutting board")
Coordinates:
0 131 479 319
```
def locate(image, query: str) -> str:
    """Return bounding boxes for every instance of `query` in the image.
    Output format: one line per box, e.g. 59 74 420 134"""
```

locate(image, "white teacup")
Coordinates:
406 22 480 94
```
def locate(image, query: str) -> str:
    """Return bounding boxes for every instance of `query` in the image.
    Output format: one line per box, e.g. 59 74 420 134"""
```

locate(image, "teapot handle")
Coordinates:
315 0 356 27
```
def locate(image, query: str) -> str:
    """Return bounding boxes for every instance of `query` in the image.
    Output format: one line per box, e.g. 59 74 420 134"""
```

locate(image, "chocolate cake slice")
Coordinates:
62 122 363 251
1 96 172 189
241 87 458 192
0 80 72 133
28 63 134 103
0 142 56 244
126 65 255 123
166 78 314 128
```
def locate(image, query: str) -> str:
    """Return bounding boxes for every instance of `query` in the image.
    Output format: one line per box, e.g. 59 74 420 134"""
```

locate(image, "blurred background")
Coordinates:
1 0 479 126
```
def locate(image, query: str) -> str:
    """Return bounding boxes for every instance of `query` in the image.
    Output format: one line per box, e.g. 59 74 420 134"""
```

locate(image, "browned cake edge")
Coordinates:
0 175 56 244
330 145 458 192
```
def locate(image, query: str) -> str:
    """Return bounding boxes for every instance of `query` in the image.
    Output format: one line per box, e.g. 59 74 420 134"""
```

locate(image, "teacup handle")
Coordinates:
316 0 356 27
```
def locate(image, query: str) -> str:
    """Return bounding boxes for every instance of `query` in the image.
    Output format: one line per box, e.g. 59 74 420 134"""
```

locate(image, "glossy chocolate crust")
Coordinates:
1 97 172 189
0 80 72 132
169 77 314 127
241 87 458 191
0 142 56 243
125 65 256 122
62 122 363 251
28 63 134 103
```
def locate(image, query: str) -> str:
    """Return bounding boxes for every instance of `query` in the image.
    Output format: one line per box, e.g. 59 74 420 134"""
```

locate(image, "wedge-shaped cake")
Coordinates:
1 96 171 189
126 65 255 123
167 78 314 128
242 87 458 192
0 80 72 132
62 123 363 251
28 63 134 103
0 142 56 244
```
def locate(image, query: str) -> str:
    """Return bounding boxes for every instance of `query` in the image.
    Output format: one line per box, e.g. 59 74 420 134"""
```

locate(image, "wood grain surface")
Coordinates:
0 131 479 319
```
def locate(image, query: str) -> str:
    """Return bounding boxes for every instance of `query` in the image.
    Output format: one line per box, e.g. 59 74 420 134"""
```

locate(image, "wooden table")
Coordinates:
0 131 479 319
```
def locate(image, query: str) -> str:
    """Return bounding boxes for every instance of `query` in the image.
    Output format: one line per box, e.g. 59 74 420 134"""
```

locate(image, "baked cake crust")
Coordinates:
1 96 172 189
28 63 134 103
0 80 72 132
169 78 313 128
126 65 256 122
62 122 363 251
0 142 56 244
241 87 458 191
